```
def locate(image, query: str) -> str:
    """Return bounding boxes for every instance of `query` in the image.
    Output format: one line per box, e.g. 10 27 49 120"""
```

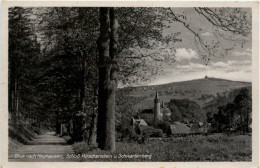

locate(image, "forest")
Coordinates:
9 7 252 154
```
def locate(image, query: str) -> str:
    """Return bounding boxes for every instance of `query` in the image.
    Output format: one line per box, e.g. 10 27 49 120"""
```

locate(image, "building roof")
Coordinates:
133 119 148 127
190 124 200 133
170 122 190 134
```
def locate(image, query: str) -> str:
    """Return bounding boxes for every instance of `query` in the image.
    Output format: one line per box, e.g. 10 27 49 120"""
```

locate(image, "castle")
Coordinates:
153 91 171 123
133 91 210 136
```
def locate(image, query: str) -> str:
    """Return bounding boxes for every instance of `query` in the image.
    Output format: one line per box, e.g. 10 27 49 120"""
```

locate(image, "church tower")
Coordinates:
154 91 161 122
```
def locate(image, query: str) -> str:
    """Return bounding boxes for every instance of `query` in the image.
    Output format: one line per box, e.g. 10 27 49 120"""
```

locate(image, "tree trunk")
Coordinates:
88 112 97 145
97 7 118 151
60 123 63 135
13 78 18 125
239 111 243 133
246 108 249 132
88 85 98 145
10 91 14 121
16 82 20 124
79 48 86 112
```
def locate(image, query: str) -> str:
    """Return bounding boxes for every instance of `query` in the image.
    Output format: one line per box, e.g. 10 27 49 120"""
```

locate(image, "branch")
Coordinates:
194 7 251 37
168 8 211 61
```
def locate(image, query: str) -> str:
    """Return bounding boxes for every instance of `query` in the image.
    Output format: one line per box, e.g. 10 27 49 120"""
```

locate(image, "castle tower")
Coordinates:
154 91 161 122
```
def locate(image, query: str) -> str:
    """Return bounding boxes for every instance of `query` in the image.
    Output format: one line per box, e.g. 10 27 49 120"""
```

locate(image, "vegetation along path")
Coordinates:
9 131 77 162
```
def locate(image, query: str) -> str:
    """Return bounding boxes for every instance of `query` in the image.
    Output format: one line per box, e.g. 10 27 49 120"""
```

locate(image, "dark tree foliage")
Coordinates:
116 8 181 85
37 7 99 143
204 87 251 117
115 89 146 131
9 7 42 125
233 87 252 132
168 99 206 122
212 87 252 133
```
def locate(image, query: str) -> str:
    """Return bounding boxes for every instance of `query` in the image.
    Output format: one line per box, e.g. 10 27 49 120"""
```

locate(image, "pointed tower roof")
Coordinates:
155 91 159 100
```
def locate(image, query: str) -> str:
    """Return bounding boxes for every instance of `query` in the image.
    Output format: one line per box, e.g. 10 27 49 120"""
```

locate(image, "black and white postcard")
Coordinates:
1 1 259 168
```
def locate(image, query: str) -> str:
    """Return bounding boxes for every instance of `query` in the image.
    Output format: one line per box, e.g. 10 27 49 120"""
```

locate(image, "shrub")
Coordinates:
142 127 164 138
121 127 138 141
73 142 98 154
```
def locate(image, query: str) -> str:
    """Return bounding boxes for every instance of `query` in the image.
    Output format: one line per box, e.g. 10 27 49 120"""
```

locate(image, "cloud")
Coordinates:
232 50 251 57
201 32 213 37
175 60 251 72
175 48 199 61
227 60 251 66
176 62 207 70
212 61 228 68
246 48 251 52
211 60 251 69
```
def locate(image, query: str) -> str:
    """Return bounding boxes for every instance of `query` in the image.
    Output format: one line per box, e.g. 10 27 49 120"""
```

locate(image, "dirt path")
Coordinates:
9 131 78 162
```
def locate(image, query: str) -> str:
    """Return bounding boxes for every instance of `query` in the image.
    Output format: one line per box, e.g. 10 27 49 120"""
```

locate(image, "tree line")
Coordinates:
210 87 252 133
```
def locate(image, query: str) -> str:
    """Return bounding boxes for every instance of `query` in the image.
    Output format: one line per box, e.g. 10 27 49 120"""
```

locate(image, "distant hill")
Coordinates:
117 77 251 111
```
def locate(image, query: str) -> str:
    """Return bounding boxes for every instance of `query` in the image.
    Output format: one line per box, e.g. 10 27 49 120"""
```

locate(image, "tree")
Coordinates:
96 7 178 151
216 105 230 132
115 91 143 132
234 87 252 133
212 87 251 133
116 8 180 85
225 103 235 130
169 104 182 122
96 7 118 151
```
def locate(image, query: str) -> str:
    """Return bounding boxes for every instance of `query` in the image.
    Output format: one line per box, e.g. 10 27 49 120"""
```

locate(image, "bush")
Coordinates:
121 127 139 142
73 142 98 154
142 127 164 138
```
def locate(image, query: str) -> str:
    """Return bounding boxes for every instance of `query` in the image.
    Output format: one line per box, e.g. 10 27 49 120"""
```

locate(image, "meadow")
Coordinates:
73 133 251 162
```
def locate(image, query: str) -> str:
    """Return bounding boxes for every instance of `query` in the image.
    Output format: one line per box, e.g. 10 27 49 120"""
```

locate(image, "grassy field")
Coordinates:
73 133 251 162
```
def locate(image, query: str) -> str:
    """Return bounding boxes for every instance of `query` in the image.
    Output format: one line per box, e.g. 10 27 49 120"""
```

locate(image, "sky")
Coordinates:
144 8 252 86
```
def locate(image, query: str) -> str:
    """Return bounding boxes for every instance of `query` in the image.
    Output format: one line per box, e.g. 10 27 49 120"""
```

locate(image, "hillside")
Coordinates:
117 77 251 110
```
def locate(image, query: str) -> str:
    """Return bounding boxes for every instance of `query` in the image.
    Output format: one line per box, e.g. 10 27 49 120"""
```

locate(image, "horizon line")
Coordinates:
119 76 252 88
